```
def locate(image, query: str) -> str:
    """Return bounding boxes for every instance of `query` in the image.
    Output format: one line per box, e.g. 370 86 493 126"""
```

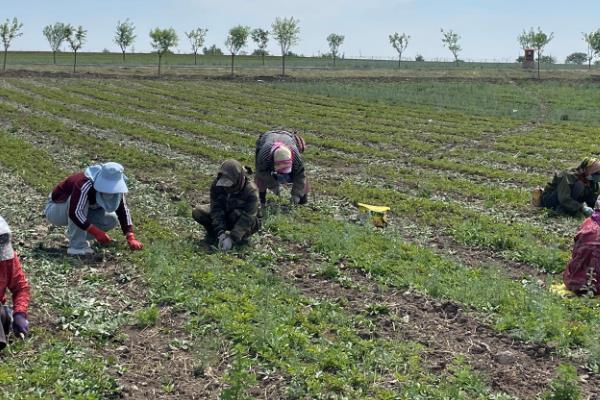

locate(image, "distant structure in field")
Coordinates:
522 48 534 68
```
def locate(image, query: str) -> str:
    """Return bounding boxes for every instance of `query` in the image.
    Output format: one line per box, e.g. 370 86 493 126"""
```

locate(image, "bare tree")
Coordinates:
583 30 600 70
518 29 533 51
389 32 410 67
186 28 208 65
65 25 87 73
327 33 344 67
271 17 300 76
43 22 70 64
0 18 23 71
251 28 269 66
115 19 136 62
150 27 178 76
225 25 250 76
441 28 461 65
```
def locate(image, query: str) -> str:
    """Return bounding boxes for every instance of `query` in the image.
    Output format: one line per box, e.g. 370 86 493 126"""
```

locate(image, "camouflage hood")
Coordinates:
217 159 247 193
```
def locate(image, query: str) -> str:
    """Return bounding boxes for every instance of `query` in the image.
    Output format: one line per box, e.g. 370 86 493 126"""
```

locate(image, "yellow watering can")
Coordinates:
357 203 390 227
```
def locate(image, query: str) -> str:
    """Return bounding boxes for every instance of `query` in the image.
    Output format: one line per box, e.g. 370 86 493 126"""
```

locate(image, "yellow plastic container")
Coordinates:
357 203 391 227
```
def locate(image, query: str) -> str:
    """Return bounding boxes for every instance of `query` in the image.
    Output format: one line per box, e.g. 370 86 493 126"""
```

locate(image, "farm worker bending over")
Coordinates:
0 216 30 350
541 157 600 216
192 159 260 251
255 130 308 206
564 199 600 295
44 162 144 256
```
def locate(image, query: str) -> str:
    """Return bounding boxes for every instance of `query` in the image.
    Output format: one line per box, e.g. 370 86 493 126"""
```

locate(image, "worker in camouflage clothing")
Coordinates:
541 157 600 216
255 130 308 206
192 160 260 251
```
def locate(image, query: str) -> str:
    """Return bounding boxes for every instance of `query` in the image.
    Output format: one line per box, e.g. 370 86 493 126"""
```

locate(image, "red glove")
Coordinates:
126 232 144 251
87 225 112 245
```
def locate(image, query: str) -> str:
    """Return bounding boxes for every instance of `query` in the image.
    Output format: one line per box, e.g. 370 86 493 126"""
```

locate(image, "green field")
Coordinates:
2 51 598 78
0 71 600 399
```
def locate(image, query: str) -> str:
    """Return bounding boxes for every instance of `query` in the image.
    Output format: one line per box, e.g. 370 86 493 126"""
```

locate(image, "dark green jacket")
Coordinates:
210 176 260 242
542 169 599 214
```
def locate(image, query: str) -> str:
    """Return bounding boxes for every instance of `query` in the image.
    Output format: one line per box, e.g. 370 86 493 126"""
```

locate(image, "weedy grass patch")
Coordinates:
132 224 516 399
265 206 600 357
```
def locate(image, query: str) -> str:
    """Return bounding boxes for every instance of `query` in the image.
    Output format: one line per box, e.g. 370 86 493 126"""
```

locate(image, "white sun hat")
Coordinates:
85 162 129 194
0 216 14 261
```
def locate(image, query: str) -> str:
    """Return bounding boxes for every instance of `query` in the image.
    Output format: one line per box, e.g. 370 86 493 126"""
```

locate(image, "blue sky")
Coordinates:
2 0 597 62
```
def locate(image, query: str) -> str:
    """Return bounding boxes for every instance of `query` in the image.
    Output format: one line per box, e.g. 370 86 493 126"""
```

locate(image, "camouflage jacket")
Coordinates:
210 176 260 242
542 169 599 214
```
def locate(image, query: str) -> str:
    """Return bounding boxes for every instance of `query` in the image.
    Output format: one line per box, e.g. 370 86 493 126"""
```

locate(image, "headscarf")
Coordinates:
0 216 14 262
271 142 293 174
216 159 246 193
578 157 600 177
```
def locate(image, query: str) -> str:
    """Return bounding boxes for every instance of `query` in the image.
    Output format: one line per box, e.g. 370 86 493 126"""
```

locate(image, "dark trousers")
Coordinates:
192 205 259 242
0 305 12 350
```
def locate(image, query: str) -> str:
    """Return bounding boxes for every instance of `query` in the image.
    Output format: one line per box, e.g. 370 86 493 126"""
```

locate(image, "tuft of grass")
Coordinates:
542 364 582 400
0 340 119 399
134 305 160 329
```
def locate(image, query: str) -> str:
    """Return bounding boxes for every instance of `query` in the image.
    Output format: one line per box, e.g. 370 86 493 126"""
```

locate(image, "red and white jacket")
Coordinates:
51 172 133 234
0 253 30 315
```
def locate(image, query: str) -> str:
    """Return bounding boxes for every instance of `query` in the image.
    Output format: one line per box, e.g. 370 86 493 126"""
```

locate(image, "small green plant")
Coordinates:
134 305 160 328
175 199 191 217
542 364 581 400
366 303 390 316
221 349 257 400
318 263 339 279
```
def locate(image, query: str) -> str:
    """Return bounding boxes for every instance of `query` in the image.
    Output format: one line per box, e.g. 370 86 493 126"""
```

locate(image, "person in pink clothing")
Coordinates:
0 216 30 350
564 199 600 295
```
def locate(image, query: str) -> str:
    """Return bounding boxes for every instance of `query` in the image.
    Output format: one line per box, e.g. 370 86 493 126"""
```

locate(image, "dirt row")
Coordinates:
2 67 599 83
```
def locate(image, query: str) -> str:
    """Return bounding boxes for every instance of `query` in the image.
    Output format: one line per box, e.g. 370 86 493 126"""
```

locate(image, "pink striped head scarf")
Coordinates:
271 142 293 174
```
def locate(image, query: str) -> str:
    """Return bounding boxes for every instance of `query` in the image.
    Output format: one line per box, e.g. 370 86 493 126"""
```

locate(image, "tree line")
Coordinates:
2 16 600 76
0 16 301 75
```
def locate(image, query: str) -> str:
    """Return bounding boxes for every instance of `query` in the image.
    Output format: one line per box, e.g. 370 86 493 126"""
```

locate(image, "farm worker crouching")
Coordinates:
0 216 30 350
255 130 308 206
564 199 600 295
44 162 144 256
192 159 260 251
541 157 600 216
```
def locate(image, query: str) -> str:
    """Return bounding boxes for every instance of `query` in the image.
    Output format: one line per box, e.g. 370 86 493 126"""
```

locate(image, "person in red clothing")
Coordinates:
0 216 30 350
564 199 600 295
44 162 144 256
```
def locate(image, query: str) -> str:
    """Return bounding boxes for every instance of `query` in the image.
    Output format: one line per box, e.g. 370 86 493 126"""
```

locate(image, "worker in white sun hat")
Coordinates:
44 162 144 256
